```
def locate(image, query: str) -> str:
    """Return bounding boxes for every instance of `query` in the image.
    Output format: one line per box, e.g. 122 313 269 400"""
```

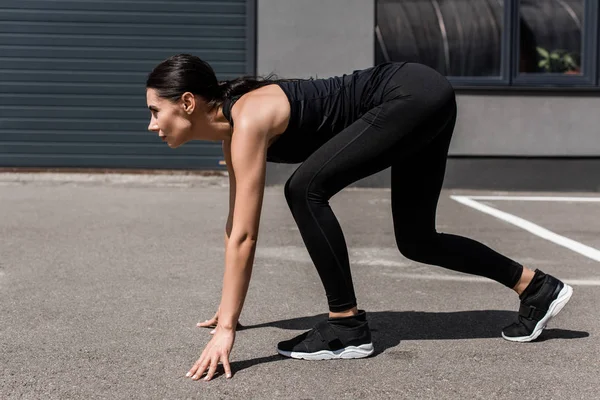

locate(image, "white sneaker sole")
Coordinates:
277 343 374 360
502 284 573 342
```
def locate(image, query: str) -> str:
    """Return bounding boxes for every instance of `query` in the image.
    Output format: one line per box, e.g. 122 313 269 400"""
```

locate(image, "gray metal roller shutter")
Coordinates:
0 0 255 169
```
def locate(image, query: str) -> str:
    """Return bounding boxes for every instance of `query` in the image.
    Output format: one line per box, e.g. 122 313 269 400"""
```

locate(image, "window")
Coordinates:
375 0 599 87
513 0 597 86
518 0 583 75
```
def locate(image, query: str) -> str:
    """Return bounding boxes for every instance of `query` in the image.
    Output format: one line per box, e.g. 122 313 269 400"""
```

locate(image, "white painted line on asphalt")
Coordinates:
467 196 600 202
562 279 600 286
387 273 600 286
451 195 600 263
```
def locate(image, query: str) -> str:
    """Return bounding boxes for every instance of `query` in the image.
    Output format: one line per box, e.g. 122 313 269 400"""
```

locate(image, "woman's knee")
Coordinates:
283 175 298 208
284 173 310 208
395 233 436 262
284 173 327 209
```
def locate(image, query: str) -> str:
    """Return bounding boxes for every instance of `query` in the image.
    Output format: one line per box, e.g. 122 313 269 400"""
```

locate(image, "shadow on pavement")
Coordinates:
534 328 590 342
234 310 589 362
215 313 590 376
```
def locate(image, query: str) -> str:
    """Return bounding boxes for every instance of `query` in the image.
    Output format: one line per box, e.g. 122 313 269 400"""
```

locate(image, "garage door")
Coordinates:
0 0 254 169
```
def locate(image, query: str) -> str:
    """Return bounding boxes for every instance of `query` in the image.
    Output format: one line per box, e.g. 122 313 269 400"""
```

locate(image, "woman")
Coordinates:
145 54 573 381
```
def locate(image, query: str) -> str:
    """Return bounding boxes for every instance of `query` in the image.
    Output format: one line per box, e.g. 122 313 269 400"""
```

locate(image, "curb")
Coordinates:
0 171 229 188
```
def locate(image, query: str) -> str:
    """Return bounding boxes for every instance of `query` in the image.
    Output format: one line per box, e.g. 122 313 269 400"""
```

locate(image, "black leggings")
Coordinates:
284 64 523 312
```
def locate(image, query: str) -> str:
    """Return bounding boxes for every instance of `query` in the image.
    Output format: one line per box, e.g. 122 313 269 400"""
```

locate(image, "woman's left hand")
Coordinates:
186 327 235 381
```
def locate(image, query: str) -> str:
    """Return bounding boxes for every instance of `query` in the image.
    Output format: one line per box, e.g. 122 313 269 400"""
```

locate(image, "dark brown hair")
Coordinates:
146 53 276 108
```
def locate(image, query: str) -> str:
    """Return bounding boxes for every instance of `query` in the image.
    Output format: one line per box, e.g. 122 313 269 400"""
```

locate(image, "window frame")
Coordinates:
447 0 512 87
511 0 598 87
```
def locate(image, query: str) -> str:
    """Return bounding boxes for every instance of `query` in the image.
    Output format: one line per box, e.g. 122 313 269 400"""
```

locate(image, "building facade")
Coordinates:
1 0 599 190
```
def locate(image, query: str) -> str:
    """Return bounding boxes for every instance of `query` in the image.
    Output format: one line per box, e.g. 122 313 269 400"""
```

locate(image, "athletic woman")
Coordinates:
145 54 573 381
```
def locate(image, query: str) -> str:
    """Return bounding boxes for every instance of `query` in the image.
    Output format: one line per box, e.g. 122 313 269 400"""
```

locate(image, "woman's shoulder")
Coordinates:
228 85 291 136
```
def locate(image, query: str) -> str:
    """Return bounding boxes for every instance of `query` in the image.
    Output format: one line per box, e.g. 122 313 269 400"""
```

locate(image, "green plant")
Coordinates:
536 47 580 73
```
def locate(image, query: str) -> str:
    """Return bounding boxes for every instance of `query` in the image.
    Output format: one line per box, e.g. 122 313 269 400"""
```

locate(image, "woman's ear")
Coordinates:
181 92 196 114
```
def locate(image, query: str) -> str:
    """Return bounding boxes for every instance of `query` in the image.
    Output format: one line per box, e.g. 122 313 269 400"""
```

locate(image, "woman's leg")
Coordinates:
388 103 573 343
284 88 458 314
389 106 526 288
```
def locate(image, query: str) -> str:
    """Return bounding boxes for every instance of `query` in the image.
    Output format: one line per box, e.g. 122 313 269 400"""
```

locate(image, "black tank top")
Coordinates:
222 61 406 163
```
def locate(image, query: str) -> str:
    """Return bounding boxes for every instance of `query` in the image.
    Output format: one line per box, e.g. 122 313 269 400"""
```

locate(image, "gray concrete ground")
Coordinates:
1 173 598 399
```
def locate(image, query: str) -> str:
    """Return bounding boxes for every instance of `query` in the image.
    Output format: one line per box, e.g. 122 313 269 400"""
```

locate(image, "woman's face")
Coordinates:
146 88 194 148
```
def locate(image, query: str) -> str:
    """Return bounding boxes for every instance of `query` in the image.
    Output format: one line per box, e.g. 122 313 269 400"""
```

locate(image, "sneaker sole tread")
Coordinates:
277 343 374 360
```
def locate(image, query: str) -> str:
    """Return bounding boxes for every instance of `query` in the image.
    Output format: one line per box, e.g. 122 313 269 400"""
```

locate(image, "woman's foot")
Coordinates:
277 310 374 360
502 269 573 342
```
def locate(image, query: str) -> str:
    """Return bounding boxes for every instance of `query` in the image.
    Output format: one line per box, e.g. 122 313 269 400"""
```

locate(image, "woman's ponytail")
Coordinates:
217 75 278 101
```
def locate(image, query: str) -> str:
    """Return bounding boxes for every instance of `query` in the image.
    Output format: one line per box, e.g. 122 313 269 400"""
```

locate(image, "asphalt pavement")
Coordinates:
1 173 598 399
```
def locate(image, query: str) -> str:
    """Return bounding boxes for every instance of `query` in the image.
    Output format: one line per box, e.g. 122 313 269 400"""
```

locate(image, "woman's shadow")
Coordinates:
227 310 589 375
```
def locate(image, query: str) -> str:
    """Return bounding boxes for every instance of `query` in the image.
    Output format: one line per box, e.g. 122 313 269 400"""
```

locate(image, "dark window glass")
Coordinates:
375 0 505 77
518 0 584 75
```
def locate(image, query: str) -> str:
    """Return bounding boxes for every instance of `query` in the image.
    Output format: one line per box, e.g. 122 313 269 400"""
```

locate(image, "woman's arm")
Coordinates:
218 117 269 331
195 140 236 331
187 86 287 382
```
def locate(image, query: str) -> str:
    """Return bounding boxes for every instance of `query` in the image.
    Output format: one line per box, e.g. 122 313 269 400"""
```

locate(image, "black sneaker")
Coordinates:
277 310 374 360
502 269 573 342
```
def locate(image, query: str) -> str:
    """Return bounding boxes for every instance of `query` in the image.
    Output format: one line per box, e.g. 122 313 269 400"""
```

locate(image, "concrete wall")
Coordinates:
257 0 600 188
453 94 600 156
257 0 374 79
